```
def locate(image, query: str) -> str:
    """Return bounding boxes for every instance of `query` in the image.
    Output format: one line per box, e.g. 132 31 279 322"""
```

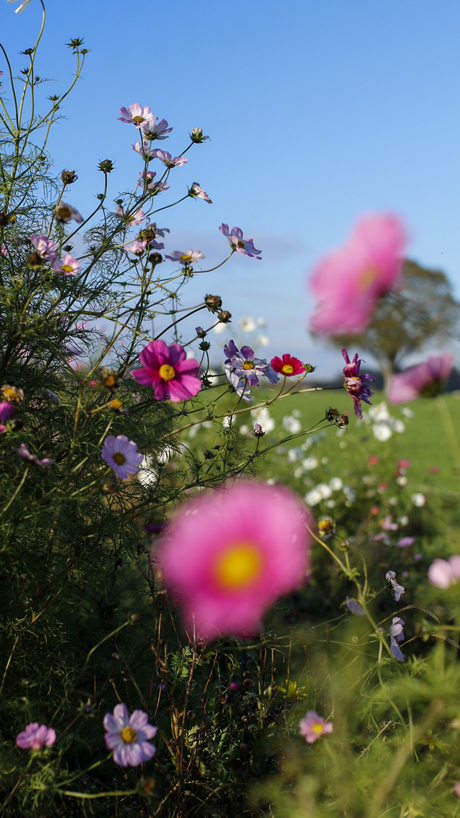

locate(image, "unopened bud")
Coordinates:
98 159 114 173
204 294 222 312
253 423 264 437
218 310 231 324
101 481 117 495
61 169 78 185
148 252 163 266
190 128 209 143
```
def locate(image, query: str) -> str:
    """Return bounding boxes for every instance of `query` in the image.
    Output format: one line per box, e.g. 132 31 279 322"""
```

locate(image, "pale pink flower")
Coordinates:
30 234 57 262
124 240 148 256
16 723 56 750
308 213 407 335
1 243 8 255
299 711 333 744
132 340 202 402
219 224 262 259
141 117 173 140
428 556 460 589
101 435 143 480
15 443 54 467
54 202 83 224
454 782 460 798
103 703 157 767
152 149 188 168
118 104 155 129
157 480 312 640
132 140 157 160
52 253 80 277
388 353 453 403
115 206 146 227
165 250 205 266
188 183 212 203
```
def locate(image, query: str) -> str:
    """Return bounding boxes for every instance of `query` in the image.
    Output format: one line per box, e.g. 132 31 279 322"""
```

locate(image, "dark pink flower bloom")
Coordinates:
141 116 172 140
118 104 155 129
388 353 453 403
16 723 56 750
309 213 407 336
157 480 312 640
398 459 411 469
342 348 375 419
132 340 202 402
299 711 333 744
219 224 262 259
103 703 157 767
165 249 205 266
0 401 16 422
270 354 305 377
152 149 188 168
189 183 212 203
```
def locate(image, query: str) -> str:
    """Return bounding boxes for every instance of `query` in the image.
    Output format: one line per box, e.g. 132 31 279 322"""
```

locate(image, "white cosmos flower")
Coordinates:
157 446 172 465
239 316 256 332
329 477 343 491
368 402 391 423
138 455 158 487
372 423 392 441
282 415 301 434
213 322 227 334
411 492 426 507
392 419 405 433
401 407 414 418
257 334 269 347
302 456 318 471
305 488 323 506
251 406 275 433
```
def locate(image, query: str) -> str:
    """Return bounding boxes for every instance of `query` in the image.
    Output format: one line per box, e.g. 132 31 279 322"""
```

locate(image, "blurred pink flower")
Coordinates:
132 340 202 402
157 480 312 640
124 240 148 256
398 459 411 469
309 213 407 335
16 723 56 750
101 435 143 480
388 353 453 403
428 555 460 589
219 224 262 259
0 401 16 422
15 443 54 467
299 711 333 744
118 104 154 129
103 703 157 767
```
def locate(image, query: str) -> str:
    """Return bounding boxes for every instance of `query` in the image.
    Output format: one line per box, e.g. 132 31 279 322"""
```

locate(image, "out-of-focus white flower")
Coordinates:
396 476 407 487
393 419 405 433
257 334 269 347
343 485 356 501
257 317 266 328
321 457 329 465
294 467 303 478
213 323 228 335
399 515 409 526
138 455 158 487
368 402 391 423
326 499 336 508
283 415 302 434
329 477 343 491
157 446 172 465
372 423 392 441
239 424 249 436
251 406 275 433
411 492 426 507
302 456 318 470
305 488 323 506
223 414 234 429
239 316 256 332
401 407 414 418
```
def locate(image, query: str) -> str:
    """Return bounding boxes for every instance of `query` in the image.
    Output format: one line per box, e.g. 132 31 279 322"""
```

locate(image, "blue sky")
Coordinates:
3 0 460 376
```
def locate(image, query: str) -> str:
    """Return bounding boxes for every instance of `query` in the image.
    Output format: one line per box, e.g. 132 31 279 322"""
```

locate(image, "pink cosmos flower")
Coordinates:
0 401 16 422
157 480 312 640
299 711 333 744
388 353 453 403
115 206 146 227
308 213 407 336
16 723 56 750
141 116 173 140
189 183 212 203
30 234 57 262
101 435 143 480
270 354 305 377
118 104 155 129
165 250 205 266
152 149 188 168
54 202 83 224
132 140 156 160
342 348 375 419
219 224 262 259
428 555 460 589
124 240 148 256
1 243 7 256
132 340 202 402
52 254 80 277
15 443 54 467
103 703 157 767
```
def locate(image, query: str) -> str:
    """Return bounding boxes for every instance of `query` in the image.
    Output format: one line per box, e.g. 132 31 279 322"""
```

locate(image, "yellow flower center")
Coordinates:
113 452 126 465
62 264 73 273
313 723 324 734
359 267 378 290
121 726 137 744
282 364 294 375
133 116 144 124
159 364 176 381
242 361 255 370
213 543 263 590
2 387 16 401
180 254 192 263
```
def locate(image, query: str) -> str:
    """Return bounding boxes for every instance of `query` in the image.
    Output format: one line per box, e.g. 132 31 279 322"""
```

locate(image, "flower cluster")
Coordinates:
342 348 375 419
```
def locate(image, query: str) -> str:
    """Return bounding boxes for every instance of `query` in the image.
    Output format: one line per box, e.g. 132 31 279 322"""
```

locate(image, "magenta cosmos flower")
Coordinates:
132 340 202 402
388 353 453 403
118 104 154 129
428 555 460 589
101 435 143 480
271 354 305 377
157 480 312 640
16 723 56 750
103 703 157 767
309 213 407 336
299 711 333 744
342 348 375 419
219 224 262 259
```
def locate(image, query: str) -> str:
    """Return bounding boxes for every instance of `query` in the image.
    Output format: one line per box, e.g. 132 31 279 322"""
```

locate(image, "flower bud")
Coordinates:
190 128 209 143
148 252 163 266
218 310 231 324
101 481 117 495
253 423 264 437
204 294 222 312
98 159 114 173
61 169 78 185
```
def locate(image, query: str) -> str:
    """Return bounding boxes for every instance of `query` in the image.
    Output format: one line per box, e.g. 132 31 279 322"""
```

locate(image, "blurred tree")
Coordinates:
328 260 460 389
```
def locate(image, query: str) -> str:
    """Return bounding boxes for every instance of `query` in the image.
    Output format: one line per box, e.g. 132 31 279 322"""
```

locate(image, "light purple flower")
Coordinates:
397 536 415 548
189 183 212 203
152 149 187 168
219 224 262 259
299 711 333 744
118 104 155 129
101 435 143 480
165 250 205 266
30 234 57 262
386 570 405 601
342 348 375 419
390 616 405 661
346 596 365 615
141 117 173 140
103 703 157 767
15 443 54 467
223 340 279 388
52 253 80 277
16 723 56 750
428 555 460 589
388 353 454 403
224 362 253 402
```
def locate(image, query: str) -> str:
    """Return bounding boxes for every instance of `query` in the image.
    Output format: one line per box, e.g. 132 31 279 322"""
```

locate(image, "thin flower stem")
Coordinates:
0 467 29 518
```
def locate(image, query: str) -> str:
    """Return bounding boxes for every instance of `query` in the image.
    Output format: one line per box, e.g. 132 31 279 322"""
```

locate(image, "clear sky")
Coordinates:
2 0 460 377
